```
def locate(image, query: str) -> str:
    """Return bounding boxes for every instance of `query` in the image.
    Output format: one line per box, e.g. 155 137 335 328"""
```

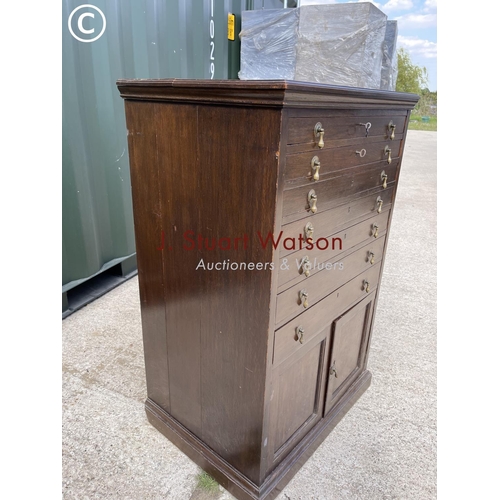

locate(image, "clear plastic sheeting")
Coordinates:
380 21 398 91
239 3 398 91
239 9 299 80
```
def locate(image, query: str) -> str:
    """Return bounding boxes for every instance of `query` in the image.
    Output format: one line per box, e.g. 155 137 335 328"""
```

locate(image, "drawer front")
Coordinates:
284 140 402 189
282 161 397 222
287 113 406 150
273 262 382 366
280 188 393 249
278 210 390 289
275 237 386 327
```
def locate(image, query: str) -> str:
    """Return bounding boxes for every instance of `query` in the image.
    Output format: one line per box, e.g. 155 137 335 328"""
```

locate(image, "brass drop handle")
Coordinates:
308 190 318 214
356 149 367 158
372 224 379 238
368 251 375 265
384 145 392 164
296 326 305 344
363 280 370 293
314 122 325 148
311 156 321 181
299 256 311 277
329 361 338 378
358 122 372 137
388 120 396 140
304 222 314 242
376 196 383 213
299 289 309 309
381 170 388 189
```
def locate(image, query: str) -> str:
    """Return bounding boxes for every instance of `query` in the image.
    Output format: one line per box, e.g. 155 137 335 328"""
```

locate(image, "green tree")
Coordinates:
416 88 437 116
396 48 428 95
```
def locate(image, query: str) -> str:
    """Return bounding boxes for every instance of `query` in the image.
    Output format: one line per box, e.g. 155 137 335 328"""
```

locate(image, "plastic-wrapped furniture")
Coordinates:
380 20 399 90
239 3 397 90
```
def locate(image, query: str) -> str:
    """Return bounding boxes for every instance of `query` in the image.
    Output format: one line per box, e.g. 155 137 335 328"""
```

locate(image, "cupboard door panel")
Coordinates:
268 327 331 467
324 292 375 416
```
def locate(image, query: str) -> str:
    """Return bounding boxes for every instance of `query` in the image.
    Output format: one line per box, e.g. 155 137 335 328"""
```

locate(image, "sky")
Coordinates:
299 0 438 91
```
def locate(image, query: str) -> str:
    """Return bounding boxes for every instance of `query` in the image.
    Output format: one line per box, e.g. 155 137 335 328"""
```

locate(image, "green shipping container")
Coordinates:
62 0 285 316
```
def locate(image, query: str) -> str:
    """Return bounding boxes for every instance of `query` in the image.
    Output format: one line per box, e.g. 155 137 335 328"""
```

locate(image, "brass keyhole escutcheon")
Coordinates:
388 120 396 140
300 256 311 277
376 196 383 213
372 224 379 238
308 190 318 214
314 122 325 148
368 251 375 265
304 222 314 242
381 170 388 189
329 361 338 378
311 156 321 181
363 280 370 293
384 145 392 164
296 326 305 344
299 289 309 309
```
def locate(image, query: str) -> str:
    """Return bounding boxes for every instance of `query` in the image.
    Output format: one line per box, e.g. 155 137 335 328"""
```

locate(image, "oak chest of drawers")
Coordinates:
117 79 419 500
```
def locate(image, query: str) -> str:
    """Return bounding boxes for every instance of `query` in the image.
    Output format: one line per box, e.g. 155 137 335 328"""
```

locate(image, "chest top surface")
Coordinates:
117 79 419 109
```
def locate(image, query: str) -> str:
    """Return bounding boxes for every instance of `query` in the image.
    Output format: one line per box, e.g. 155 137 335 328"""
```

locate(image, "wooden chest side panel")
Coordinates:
171 104 282 484
155 103 205 436
125 101 170 413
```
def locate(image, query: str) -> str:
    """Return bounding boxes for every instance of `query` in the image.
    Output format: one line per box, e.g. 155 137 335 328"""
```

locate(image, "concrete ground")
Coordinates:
62 130 437 500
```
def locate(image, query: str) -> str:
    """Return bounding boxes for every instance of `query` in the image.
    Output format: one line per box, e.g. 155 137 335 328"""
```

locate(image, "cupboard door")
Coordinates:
268 327 331 466
324 292 375 416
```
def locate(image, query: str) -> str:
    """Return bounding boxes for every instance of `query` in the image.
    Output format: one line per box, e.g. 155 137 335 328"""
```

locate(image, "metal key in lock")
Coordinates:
358 122 372 137
329 361 338 378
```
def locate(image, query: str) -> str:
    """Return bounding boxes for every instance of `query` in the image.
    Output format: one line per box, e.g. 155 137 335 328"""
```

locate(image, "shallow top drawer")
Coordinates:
287 112 407 150
284 139 402 188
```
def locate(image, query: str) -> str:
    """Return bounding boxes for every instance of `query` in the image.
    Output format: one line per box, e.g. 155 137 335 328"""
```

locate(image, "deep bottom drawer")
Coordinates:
273 262 382 366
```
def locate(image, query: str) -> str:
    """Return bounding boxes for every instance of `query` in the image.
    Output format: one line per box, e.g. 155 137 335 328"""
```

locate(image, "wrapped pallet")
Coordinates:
239 3 395 90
